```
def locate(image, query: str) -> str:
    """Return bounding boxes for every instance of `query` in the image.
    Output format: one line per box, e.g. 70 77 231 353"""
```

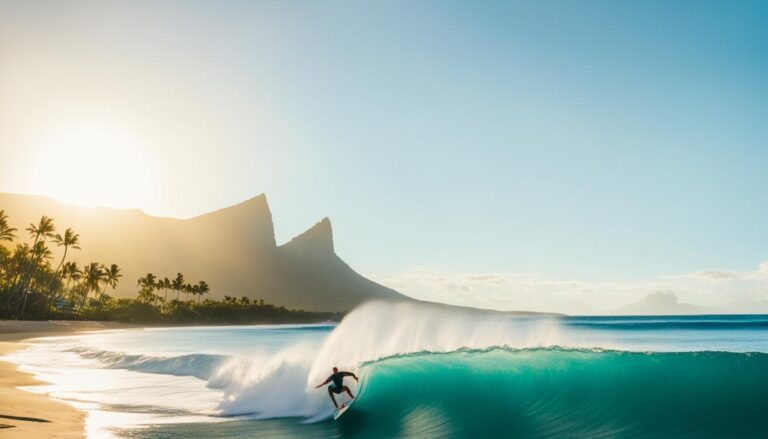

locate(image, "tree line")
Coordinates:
0 210 342 324
136 272 210 305
0 211 121 318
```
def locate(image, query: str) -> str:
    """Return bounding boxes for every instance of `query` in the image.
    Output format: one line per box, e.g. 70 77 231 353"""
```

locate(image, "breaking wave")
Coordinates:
69 302 768 437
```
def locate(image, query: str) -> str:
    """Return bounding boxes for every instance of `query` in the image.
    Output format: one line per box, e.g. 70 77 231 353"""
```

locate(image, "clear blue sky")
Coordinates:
1 0 766 286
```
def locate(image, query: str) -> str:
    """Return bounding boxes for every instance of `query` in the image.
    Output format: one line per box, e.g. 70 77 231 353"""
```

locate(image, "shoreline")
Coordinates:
0 320 138 438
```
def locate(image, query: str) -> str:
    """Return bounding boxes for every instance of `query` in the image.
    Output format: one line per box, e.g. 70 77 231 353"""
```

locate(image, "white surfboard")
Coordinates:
333 396 357 420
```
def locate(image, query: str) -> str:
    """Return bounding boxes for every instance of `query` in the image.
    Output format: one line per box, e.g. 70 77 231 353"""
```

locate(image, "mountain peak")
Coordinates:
192 193 269 218
282 217 334 255
189 193 276 248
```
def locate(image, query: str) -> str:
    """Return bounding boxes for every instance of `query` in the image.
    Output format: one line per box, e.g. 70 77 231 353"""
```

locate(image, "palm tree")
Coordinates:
161 277 171 303
0 245 10 281
26 216 56 246
98 264 122 309
29 241 53 273
196 281 209 304
172 273 185 301
19 241 53 315
137 273 157 291
0 210 17 243
48 228 80 294
137 273 158 304
190 284 200 303
62 262 82 307
0 212 18 290
4 243 30 308
79 262 104 313
17 216 56 296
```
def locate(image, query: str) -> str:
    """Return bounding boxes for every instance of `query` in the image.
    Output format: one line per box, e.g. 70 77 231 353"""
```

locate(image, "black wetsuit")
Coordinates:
328 372 354 393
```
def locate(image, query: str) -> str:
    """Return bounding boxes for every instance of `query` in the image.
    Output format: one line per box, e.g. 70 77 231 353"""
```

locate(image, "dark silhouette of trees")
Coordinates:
98 263 122 309
172 273 184 301
0 214 119 318
0 210 17 242
48 228 80 296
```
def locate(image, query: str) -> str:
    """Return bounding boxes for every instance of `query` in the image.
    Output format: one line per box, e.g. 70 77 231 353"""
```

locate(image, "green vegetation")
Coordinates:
0 210 342 324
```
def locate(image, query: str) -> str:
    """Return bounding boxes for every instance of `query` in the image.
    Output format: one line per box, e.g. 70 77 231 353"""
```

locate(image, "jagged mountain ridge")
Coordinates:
0 192 406 311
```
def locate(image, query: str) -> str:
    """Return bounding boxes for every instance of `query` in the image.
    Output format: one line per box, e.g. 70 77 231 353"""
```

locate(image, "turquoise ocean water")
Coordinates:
5 301 768 438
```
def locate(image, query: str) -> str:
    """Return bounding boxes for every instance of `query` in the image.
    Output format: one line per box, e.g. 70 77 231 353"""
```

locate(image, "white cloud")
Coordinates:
690 270 738 280
369 261 768 315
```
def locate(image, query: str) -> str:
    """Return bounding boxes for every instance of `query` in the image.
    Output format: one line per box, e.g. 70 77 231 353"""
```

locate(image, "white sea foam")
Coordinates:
209 342 330 420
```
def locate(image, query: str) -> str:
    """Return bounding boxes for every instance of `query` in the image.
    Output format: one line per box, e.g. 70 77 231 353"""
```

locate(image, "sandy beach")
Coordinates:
0 321 136 438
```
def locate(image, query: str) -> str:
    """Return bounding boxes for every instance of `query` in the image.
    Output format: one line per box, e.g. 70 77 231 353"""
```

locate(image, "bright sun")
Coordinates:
26 122 158 210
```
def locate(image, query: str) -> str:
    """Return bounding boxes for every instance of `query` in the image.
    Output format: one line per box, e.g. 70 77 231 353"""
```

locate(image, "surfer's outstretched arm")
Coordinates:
314 377 332 389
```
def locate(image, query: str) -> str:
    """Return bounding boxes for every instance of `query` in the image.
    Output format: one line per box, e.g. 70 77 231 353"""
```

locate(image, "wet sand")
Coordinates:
0 320 136 438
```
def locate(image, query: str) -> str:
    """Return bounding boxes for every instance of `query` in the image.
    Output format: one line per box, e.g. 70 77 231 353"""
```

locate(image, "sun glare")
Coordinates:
26 122 158 211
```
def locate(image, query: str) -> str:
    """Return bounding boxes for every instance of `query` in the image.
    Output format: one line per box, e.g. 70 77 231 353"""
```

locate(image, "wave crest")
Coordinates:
68 347 224 380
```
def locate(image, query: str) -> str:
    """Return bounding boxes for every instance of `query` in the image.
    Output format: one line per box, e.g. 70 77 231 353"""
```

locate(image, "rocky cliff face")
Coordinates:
0 192 406 311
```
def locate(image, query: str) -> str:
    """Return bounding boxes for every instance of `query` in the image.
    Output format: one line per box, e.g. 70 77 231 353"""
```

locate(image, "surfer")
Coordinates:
315 366 358 409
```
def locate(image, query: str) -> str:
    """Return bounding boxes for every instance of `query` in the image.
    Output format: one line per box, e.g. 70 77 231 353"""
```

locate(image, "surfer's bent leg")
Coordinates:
328 386 339 408
343 386 355 399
